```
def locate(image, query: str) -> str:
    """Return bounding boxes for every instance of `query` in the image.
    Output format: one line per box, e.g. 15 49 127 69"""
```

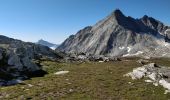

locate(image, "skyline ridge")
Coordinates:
0 0 169 44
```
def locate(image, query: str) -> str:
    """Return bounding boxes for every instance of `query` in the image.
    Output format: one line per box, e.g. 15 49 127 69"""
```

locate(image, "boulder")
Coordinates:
124 63 170 94
137 59 149 65
8 54 23 70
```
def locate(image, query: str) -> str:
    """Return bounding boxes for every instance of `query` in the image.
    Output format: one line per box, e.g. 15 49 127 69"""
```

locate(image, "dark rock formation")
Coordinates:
0 35 62 85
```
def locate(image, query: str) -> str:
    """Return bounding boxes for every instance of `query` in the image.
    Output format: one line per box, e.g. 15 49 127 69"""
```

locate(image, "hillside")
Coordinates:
0 35 62 86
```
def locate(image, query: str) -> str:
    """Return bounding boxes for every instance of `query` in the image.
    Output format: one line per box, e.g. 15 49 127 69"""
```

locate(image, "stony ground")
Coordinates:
1 58 170 100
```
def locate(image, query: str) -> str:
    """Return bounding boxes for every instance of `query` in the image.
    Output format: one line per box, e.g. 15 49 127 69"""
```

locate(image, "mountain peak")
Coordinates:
113 9 123 14
58 9 170 57
36 39 59 50
142 15 149 19
111 9 125 18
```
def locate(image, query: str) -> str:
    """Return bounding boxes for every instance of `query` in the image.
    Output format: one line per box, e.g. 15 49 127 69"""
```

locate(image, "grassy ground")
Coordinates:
1 58 170 100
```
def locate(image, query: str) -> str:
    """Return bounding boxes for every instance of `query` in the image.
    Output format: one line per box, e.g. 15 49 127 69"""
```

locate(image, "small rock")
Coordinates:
145 80 153 83
54 71 69 75
69 89 73 92
28 84 33 87
137 59 149 65
65 79 69 81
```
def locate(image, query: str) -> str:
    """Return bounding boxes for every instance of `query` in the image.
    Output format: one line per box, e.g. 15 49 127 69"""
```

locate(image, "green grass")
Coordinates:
1 58 170 100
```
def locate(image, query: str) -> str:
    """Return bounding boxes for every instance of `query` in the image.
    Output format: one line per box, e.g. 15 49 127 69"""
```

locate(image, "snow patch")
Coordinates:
50 45 58 50
119 46 125 50
127 46 132 52
164 43 169 47
122 54 131 57
50 47 56 50
122 51 143 57
135 51 143 55
54 71 69 75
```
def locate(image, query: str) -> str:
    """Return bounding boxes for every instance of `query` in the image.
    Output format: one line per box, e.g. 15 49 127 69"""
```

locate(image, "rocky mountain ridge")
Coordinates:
57 9 170 58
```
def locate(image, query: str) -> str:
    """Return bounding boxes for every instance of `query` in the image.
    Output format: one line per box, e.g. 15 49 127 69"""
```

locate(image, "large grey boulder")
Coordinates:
8 54 23 70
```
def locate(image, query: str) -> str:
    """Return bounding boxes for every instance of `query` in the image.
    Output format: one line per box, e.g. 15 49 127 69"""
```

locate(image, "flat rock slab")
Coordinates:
54 71 69 75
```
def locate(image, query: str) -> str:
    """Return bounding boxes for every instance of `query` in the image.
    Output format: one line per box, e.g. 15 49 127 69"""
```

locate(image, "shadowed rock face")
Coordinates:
0 35 61 82
57 9 170 57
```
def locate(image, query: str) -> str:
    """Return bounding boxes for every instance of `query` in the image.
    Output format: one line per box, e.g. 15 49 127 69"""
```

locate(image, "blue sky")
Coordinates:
0 0 170 44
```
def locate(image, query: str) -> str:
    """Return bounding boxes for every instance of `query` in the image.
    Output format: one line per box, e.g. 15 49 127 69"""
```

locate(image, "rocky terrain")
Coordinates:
57 9 170 58
0 35 62 86
125 63 170 94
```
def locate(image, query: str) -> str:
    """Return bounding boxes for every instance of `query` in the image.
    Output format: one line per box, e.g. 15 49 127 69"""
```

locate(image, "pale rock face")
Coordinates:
57 9 170 57
125 63 170 94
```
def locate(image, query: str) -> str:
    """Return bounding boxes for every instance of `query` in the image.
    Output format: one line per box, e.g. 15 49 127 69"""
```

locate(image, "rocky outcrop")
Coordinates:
124 63 170 94
63 52 120 63
57 9 170 58
0 35 62 86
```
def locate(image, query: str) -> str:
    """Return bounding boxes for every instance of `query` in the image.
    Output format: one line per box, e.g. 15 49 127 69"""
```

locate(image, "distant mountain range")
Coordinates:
57 9 170 58
36 39 59 50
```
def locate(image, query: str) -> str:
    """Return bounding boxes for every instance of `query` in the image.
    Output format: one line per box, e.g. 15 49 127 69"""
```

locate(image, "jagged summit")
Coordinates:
112 9 125 17
57 9 170 58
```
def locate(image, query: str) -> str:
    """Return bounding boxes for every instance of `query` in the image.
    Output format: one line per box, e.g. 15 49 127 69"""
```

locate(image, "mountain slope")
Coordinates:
57 9 170 57
0 35 62 85
36 39 59 50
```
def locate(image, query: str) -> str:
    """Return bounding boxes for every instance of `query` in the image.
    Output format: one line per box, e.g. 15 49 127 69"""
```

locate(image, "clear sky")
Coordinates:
0 0 170 44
